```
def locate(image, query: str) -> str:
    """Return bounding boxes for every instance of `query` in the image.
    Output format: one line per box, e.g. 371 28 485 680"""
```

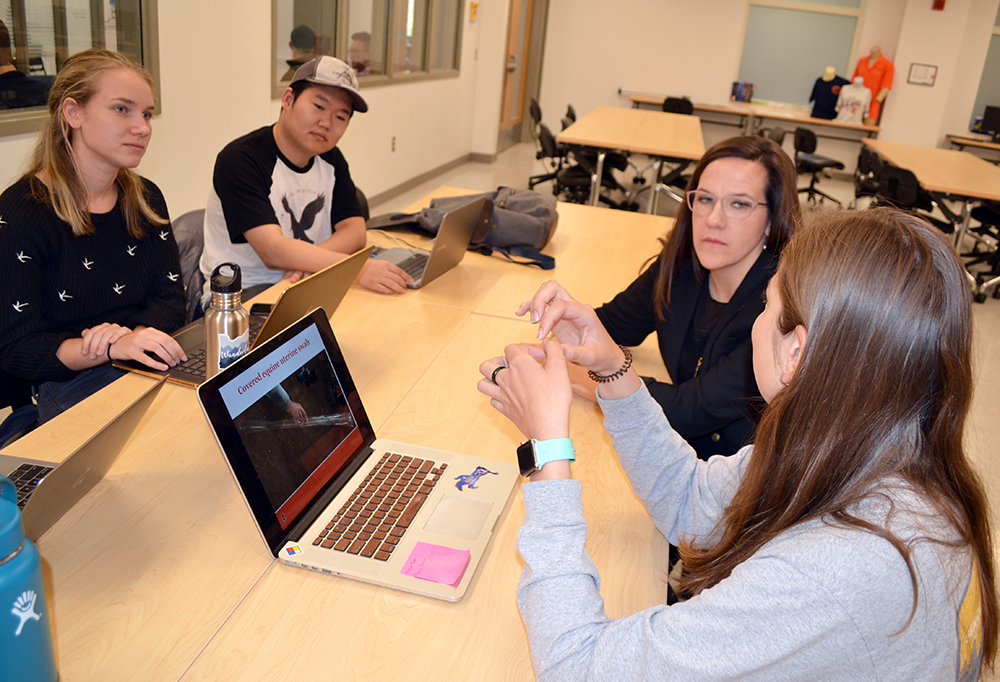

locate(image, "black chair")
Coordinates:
631 97 695 210
172 208 207 324
872 164 955 236
662 96 694 116
0 369 39 448
759 126 785 146
565 104 577 123
794 127 845 207
852 145 882 207
961 202 1000 302
356 187 370 221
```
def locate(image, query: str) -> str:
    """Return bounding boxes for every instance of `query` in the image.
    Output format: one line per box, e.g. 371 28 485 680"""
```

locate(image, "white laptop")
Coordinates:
196 308 518 601
0 378 166 541
372 198 491 288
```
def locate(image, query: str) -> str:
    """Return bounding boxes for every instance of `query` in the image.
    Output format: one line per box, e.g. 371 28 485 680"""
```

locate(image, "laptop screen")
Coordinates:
198 309 377 554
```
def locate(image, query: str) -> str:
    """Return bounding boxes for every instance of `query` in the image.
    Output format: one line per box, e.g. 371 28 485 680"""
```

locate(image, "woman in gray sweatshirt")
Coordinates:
479 207 996 681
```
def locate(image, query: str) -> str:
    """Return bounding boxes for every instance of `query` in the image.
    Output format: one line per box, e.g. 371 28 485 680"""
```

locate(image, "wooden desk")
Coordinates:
14 296 469 680
946 134 1000 164
863 139 1000 298
179 314 670 681
558 106 705 212
628 95 881 140
863 139 1000 202
24 187 675 680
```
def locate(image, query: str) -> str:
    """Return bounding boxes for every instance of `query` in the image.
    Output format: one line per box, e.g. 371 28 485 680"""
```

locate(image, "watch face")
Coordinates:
516 440 538 477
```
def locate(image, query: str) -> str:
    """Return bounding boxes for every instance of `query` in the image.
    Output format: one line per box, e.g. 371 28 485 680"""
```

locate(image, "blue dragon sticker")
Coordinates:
454 466 497 491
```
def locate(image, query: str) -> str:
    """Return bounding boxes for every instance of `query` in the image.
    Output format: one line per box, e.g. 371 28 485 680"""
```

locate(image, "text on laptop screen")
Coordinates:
219 322 363 529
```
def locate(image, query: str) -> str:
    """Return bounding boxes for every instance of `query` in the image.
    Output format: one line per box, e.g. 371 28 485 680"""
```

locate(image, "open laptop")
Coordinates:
0 378 165 541
115 246 373 388
372 198 491 288
197 308 518 601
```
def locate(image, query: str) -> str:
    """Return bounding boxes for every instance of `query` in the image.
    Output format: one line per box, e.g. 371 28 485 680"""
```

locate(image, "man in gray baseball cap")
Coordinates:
200 56 411 303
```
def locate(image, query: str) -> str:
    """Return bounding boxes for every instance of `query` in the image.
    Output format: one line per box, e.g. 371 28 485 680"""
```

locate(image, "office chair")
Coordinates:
850 145 882 208
565 104 576 123
758 126 785 146
172 208 207 323
794 127 845 207
356 187 370 221
0 370 39 448
961 202 1000 302
872 164 954 236
630 97 695 211
662 97 694 115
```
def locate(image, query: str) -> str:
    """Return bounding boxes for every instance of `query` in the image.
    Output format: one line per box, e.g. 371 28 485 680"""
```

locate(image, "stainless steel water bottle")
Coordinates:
204 262 250 378
0 476 58 682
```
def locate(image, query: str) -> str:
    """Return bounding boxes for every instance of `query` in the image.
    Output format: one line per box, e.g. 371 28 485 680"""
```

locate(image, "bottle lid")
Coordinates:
210 262 242 294
0 476 26 560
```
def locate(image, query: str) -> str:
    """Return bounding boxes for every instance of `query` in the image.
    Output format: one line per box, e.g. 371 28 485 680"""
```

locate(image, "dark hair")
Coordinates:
285 80 353 116
651 135 800 317
290 25 316 51
350 31 371 46
679 208 997 668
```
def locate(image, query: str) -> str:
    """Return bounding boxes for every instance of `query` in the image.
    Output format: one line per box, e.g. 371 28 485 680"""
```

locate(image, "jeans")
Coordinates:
34 363 126 424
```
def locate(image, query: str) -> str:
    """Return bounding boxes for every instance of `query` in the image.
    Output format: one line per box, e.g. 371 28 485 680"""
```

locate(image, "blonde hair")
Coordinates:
679 208 997 667
24 48 165 238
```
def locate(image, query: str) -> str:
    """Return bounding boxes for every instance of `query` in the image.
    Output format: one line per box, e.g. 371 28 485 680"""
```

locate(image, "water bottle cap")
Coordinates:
210 262 242 294
0 476 26 560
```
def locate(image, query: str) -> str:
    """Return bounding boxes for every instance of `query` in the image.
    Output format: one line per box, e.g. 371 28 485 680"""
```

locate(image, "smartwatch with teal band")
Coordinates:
516 438 576 477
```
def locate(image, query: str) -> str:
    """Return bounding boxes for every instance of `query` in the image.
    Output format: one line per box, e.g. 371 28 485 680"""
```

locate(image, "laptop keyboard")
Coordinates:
396 253 429 279
312 453 445 561
173 314 265 376
7 463 54 508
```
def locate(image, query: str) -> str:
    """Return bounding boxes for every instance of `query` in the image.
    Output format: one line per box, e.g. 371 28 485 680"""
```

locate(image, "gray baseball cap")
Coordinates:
290 56 369 113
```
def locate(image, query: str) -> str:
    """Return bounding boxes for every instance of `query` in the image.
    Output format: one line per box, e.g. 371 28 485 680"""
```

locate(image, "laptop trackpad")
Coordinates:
423 494 493 540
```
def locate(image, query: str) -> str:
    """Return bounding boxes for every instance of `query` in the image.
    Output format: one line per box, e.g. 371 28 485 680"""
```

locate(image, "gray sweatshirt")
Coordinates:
516 384 983 681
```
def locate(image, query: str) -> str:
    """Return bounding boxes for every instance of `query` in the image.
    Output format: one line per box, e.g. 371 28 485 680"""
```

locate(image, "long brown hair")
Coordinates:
652 135 800 318
24 48 165 238
678 208 997 666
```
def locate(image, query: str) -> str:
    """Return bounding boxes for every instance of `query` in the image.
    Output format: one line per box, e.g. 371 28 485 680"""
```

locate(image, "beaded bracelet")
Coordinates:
587 345 633 384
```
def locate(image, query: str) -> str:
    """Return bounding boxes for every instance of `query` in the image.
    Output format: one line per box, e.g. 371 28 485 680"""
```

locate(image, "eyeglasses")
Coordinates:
685 190 766 220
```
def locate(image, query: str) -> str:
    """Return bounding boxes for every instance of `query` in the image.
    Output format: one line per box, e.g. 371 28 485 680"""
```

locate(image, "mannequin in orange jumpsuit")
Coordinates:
853 45 894 124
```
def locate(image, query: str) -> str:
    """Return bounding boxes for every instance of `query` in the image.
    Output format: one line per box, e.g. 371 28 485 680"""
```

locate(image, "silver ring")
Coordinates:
491 366 506 385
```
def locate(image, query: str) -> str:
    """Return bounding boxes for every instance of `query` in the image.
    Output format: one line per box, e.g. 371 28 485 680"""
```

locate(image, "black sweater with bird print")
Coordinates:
0 176 186 383
200 125 364 294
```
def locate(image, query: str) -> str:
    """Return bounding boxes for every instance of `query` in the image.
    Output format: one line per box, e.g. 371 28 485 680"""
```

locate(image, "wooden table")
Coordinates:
557 106 705 212
16 188 675 680
863 139 1000 298
946 134 1000 164
628 95 881 141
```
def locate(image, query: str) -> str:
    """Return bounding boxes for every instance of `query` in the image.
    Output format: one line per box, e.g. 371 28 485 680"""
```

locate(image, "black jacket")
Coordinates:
596 250 777 459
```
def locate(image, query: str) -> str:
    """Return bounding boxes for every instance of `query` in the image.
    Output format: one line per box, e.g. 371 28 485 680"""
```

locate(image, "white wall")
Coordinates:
537 0 996 159
881 0 998 146
538 0 748 126
0 0 508 216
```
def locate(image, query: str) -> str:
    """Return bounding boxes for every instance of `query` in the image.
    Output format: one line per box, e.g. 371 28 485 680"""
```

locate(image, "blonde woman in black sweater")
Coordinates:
0 49 185 427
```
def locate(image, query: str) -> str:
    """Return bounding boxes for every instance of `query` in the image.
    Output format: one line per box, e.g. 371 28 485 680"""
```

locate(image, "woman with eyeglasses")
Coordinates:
519 136 800 460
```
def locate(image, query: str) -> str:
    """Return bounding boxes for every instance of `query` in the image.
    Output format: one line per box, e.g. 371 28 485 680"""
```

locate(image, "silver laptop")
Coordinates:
372 198 491 288
0 378 166 541
114 246 373 387
197 308 518 601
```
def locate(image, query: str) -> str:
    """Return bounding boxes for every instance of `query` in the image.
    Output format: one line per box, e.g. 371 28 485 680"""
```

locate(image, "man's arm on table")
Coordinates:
244 216 412 294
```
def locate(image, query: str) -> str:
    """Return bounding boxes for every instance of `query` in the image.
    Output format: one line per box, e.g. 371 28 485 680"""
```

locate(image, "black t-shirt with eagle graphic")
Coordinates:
0 176 186 383
200 126 363 295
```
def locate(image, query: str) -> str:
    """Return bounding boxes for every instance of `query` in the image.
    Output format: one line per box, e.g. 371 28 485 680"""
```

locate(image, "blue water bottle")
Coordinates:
0 476 58 681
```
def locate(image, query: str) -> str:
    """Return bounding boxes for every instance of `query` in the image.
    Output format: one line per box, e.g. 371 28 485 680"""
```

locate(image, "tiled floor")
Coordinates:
7 142 1000 671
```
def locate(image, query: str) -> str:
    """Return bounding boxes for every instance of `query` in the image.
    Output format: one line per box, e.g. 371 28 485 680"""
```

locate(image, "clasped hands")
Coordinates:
477 281 637 447
80 322 186 371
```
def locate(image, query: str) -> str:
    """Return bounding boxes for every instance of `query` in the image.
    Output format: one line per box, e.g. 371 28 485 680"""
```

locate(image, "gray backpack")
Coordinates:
368 187 559 269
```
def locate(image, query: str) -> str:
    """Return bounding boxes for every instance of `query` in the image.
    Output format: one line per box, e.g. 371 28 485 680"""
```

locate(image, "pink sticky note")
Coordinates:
399 542 470 587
